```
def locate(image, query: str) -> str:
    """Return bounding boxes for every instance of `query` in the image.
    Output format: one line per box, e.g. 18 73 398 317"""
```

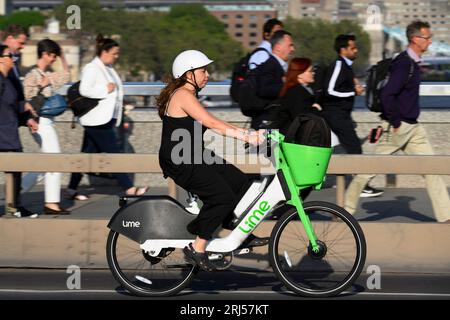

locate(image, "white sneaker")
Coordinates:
11 207 38 218
360 186 384 198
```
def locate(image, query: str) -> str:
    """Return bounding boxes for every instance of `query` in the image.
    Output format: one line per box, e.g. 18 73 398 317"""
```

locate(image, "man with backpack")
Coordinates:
229 18 283 105
320 34 383 198
344 21 450 223
245 30 295 130
248 18 283 70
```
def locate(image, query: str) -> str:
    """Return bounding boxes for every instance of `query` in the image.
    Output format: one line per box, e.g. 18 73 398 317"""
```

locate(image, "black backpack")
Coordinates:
66 81 100 117
311 64 329 107
230 47 269 103
236 69 271 117
365 56 414 112
283 113 331 148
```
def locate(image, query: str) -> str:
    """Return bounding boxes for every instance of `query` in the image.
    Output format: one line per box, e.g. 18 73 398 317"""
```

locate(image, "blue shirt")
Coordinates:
248 40 271 70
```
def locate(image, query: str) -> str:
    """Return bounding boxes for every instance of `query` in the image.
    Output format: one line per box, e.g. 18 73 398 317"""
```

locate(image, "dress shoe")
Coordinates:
44 207 71 215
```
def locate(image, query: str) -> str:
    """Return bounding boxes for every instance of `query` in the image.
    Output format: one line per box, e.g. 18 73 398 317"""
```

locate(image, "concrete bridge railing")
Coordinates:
1 153 449 213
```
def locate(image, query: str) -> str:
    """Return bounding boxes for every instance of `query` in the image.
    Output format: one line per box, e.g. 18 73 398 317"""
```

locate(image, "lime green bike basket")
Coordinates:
281 142 333 188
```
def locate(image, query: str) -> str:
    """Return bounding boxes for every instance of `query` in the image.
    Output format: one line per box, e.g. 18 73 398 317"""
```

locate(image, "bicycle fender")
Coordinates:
107 196 196 243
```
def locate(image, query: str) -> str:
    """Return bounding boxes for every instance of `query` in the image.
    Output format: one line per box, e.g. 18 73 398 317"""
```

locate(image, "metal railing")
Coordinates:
58 82 450 97
1 153 450 213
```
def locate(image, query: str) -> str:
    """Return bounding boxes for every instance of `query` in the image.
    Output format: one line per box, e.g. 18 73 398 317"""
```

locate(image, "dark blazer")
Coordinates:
7 56 30 126
0 73 30 150
322 56 356 111
277 84 319 131
256 55 285 101
7 56 24 102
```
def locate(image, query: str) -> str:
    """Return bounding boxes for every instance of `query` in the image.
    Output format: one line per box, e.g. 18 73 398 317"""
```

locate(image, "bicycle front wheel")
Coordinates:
269 201 366 297
106 230 198 297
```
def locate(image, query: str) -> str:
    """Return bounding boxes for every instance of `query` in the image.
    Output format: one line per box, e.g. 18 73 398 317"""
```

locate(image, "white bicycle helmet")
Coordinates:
172 50 214 79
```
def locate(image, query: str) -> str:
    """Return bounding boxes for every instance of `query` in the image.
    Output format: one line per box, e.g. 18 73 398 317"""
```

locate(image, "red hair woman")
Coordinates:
277 57 321 131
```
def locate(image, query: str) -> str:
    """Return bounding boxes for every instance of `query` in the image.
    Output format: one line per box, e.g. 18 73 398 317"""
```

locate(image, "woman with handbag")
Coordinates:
65 35 147 198
21 39 71 214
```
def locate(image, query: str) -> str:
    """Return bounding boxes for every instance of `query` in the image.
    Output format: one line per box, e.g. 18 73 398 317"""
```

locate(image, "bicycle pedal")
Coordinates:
233 248 252 256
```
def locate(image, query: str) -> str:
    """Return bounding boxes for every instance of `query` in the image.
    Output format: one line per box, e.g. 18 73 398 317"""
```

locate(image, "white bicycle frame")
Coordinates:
140 175 286 256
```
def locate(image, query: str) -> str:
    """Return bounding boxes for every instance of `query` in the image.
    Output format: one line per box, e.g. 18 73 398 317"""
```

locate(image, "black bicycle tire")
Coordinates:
106 230 198 297
269 201 366 297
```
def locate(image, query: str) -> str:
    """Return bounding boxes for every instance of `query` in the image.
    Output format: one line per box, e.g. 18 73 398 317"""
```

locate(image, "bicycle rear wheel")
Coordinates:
106 230 198 297
269 201 366 297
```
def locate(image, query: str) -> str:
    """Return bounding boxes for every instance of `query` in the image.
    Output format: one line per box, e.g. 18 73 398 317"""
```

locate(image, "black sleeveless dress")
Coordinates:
159 115 206 184
159 114 249 240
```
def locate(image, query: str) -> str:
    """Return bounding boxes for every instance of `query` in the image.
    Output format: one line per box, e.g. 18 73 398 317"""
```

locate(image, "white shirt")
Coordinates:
104 64 122 120
248 40 272 70
78 57 123 127
341 55 354 66
272 53 288 73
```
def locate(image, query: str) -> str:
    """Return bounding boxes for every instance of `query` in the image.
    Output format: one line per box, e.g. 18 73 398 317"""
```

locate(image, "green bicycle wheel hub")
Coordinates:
308 240 327 260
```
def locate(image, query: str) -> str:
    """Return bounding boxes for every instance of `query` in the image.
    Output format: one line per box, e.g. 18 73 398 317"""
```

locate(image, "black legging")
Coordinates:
172 161 250 240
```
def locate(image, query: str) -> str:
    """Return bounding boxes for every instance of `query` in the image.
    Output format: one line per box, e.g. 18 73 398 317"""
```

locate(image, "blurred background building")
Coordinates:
9 0 450 50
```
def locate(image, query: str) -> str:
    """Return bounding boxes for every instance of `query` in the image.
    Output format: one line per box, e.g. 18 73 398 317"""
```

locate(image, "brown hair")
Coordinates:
156 75 188 119
2 24 27 40
263 18 283 40
279 57 312 98
96 34 119 57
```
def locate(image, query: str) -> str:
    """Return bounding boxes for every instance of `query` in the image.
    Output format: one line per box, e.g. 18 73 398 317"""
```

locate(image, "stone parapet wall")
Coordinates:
1 109 449 188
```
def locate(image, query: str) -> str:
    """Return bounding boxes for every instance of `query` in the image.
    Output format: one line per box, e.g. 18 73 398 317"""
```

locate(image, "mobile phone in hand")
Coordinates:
369 126 383 143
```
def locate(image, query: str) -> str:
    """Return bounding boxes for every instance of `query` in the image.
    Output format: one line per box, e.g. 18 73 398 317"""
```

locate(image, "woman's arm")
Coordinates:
48 48 71 90
178 91 261 144
23 70 41 101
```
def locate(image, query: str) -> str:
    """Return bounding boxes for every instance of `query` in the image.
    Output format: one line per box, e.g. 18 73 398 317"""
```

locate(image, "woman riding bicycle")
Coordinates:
157 50 265 272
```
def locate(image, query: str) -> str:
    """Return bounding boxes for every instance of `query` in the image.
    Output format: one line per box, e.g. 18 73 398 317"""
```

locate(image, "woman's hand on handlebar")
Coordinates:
247 129 265 146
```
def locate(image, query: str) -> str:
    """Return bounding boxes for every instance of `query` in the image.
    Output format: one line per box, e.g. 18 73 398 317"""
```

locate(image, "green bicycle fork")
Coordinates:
273 135 320 252
282 167 320 252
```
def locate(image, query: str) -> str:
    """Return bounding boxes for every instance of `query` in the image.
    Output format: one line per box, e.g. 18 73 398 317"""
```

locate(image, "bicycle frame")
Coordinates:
271 131 320 253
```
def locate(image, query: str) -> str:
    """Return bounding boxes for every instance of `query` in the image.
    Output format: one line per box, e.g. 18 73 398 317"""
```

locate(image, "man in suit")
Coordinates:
251 30 295 129
1 24 38 218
